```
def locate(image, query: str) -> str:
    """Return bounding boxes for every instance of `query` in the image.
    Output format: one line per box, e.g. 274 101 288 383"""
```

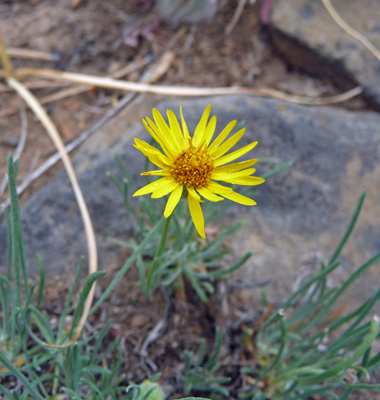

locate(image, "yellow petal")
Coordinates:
214 141 258 167
151 179 179 198
199 115 217 148
132 148 167 169
164 184 183 217
210 128 245 159
167 109 186 149
134 138 171 168
211 168 257 180
144 117 177 159
142 170 171 176
206 181 234 196
222 176 265 186
180 106 191 144
197 186 224 202
222 190 257 206
153 108 181 152
193 105 211 147
133 177 173 197
188 190 206 239
208 120 236 153
142 119 175 159
213 159 258 174
187 187 202 202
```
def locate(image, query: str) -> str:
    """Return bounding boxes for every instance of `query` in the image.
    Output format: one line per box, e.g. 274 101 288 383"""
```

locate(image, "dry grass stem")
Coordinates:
0 80 76 93
36 54 159 106
38 86 90 105
15 67 362 105
322 0 380 61
7 47 58 61
7 77 98 348
0 33 13 76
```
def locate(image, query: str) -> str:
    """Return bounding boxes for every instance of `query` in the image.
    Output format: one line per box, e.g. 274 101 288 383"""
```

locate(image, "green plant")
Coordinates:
183 327 230 398
109 152 287 302
242 193 380 400
0 155 127 399
126 379 165 400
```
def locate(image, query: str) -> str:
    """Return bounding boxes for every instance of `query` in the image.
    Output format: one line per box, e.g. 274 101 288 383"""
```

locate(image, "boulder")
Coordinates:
267 0 380 109
0 95 380 308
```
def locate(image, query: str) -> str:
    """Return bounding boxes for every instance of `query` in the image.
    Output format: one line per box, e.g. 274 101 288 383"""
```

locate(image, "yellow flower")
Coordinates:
133 105 265 239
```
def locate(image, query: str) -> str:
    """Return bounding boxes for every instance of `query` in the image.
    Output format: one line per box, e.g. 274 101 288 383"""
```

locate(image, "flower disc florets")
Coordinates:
171 143 213 189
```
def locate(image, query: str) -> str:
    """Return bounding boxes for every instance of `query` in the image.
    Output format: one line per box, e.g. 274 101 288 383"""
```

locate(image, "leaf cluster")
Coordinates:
242 193 380 400
183 327 231 398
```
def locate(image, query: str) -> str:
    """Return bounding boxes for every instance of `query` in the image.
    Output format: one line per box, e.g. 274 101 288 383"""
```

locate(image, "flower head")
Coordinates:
133 106 265 238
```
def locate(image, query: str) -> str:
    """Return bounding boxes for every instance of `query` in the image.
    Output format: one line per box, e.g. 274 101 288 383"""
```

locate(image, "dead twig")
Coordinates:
321 0 380 61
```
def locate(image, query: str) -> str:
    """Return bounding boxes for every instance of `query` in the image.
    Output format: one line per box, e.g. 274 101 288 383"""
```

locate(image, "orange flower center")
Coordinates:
171 145 214 189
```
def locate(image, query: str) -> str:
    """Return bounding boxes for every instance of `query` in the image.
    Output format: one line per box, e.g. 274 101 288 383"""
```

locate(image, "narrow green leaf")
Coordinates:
57 258 84 341
68 270 106 339
0 351 45 400
304 317 379 384
35 254 45 309
328 192 365 266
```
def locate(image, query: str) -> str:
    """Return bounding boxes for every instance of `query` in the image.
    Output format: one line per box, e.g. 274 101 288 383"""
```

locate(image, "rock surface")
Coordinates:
1 95 380 310
268 0 380 109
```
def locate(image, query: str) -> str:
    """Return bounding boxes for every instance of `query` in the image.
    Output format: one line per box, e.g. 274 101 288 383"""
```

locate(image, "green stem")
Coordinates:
146 214 172 295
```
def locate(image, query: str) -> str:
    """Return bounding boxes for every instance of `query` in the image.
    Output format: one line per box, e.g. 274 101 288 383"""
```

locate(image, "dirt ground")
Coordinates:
0 1 376 399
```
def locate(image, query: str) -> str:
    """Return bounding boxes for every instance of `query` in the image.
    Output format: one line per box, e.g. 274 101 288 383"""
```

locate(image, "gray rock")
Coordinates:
1 95 380 310
268 0 380 109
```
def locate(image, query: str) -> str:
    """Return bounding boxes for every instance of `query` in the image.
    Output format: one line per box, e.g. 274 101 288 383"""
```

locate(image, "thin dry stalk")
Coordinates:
321 0 380 61
0 32 13 76
37 55 154 105
15 67 362 105
7 77 98 348
225 0 248 34
38 86 90 105
0 80 75 93
7 47 58 61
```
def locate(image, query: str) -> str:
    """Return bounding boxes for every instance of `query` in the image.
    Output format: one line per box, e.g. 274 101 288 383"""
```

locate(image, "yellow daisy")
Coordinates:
133 105 265 239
